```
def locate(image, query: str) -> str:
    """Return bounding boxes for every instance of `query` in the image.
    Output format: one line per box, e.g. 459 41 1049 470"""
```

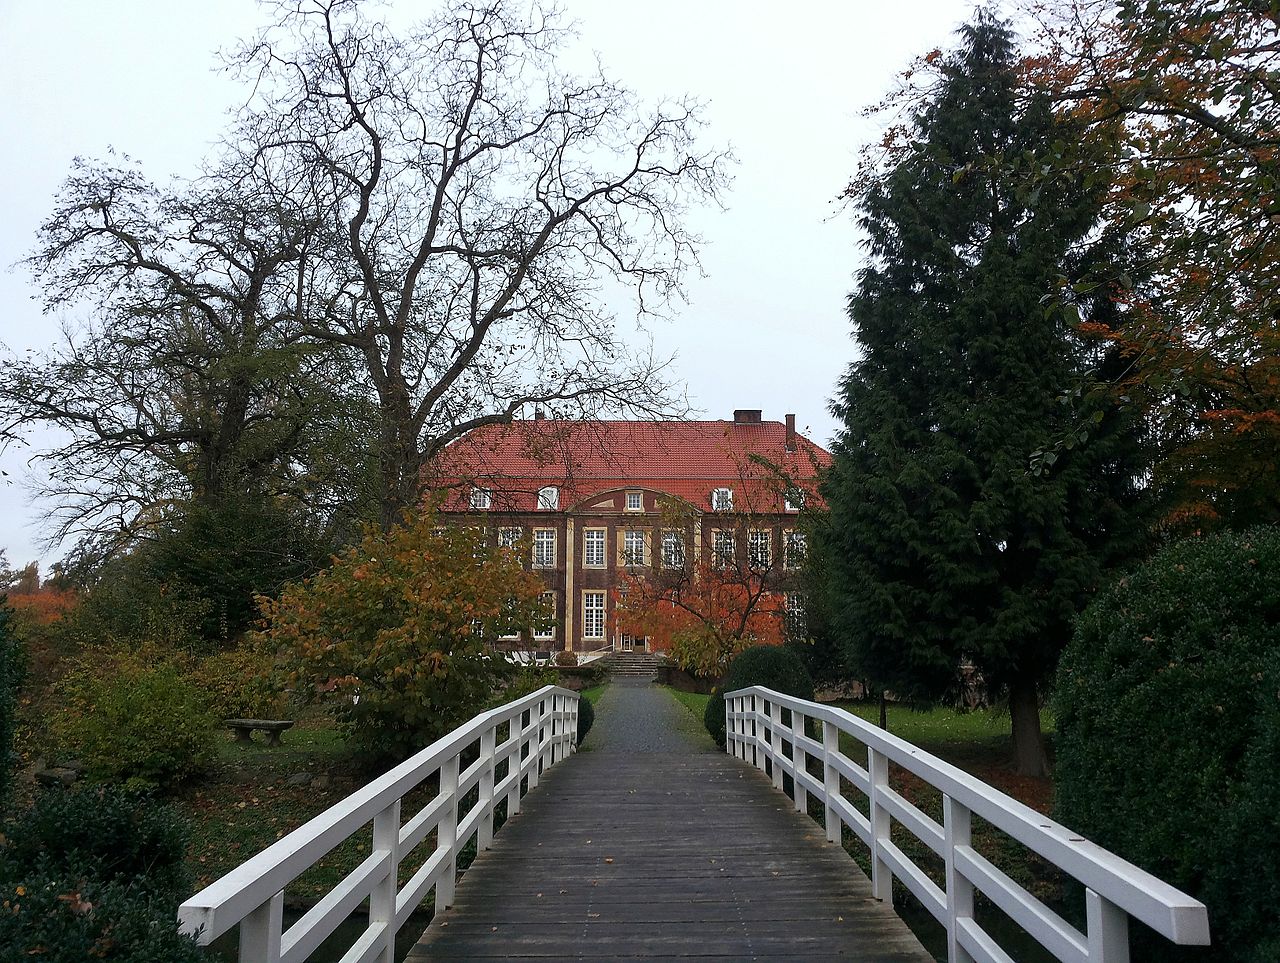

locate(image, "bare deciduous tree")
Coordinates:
230 0 731 526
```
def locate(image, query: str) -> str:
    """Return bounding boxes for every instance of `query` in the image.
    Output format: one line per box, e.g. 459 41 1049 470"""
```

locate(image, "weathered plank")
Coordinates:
408 683 933 960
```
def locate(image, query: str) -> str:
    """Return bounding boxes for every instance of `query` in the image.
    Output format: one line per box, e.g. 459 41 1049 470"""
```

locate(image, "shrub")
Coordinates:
704 645 815 748
191 645 284 720
576 695 595 746
256 512 546 765
553 649 579 667
0 597 24 802
1055 529 1280 962
0 786 200 962
54 649 217 792
0 872 203 963
2 786 191 904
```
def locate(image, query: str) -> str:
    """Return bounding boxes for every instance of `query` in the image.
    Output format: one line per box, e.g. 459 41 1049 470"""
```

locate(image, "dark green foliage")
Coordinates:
704 645 815 748
820 14 1147 772
0 871 204 962
0 597 23 802
66 496 331 649
0 788 200 962
576 696 595 746
1055 529 1280 962
55 655 217 793
2 786 191 904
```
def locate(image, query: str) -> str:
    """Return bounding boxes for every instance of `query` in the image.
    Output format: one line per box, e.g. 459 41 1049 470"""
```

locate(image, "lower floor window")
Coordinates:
785 593 806 639
534 591 556 640
582 591 606 640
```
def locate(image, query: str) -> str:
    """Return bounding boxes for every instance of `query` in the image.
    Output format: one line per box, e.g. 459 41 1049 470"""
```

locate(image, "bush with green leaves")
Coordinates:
576 695 595 746
2 785 191 904
54 649 217 792
0 596 24 802
0 786 200 962
704 645 815 748
1055 529 1280 962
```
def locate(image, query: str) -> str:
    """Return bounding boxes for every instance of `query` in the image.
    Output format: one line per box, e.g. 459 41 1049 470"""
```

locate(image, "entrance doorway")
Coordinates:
619 634 648 653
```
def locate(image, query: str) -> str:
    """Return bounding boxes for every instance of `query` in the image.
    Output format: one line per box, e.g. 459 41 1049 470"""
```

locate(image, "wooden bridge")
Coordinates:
178 682 1212 962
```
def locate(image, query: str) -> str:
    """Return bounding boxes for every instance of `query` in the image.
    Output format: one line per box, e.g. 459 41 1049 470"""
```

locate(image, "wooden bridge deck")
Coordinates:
408 682 932 961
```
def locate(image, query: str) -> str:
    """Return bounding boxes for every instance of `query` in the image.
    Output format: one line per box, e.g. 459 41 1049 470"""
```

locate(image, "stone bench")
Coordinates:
225 719 295 747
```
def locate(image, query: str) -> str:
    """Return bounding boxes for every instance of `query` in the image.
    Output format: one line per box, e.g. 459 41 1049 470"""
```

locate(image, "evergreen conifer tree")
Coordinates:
821 14 1144 776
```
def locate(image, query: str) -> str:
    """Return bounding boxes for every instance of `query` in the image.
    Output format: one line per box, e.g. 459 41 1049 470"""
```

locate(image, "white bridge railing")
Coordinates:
179 685 580 963
725 686 1210 963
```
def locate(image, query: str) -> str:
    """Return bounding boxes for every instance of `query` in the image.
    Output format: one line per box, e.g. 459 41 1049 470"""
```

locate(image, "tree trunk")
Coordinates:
1008 675 1049 777
879 690 888 731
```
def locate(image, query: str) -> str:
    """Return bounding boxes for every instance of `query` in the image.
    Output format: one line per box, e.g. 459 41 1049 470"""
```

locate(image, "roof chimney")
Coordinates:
785 413 797 450
733 409 763 424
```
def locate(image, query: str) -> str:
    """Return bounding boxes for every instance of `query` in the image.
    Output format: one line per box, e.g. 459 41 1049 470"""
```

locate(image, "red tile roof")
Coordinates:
429 419 830 513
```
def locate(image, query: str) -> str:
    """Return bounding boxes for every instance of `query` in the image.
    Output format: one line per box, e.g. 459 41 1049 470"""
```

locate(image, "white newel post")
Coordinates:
867 747 892 904
526 706 541 791
724 694 734 756
769 699 784 789
239 890 283 963
822 720 839 843
750 694 761 767
943 795 975 963
791 708 808 813
478 727 496 851
371 799 401 963
507 714 523 817
1086 889 1131 963
436 755 459 911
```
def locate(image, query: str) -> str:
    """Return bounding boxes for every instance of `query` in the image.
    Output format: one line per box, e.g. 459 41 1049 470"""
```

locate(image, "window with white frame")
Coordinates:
785 593 807 638
784 487 805 512
469 487 492 510
661 531 686 569
533 591 556 640
533 528 557 568
625 490 643 512
748 530 772 569
711 487 734 511
784 530 806 569
622 529 648 566
712 529 735 568
582 591 606 640
497 527 523 550
582 528 606 568
536 486 560 510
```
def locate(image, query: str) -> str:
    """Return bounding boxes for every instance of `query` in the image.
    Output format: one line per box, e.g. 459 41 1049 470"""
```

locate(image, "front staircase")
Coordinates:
602 651 665 680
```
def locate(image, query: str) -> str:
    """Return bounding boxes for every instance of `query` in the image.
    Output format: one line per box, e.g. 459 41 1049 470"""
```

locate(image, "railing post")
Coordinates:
822 720 839 843
943 795 975 963
435 755 459 912
569 695 579 755
526 706 541 789
791 708 807 813
770 699 784 789
724 694 734 755
478 727 496 851
1086 889 1131 963
239 890 283 963
371 799 401 963
507 713 523 817
868 747 892 904
749 693 760 767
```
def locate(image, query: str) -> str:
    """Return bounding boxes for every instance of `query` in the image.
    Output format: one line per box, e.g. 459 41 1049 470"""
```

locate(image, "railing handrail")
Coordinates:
725 685 1210 960
179 684 579 960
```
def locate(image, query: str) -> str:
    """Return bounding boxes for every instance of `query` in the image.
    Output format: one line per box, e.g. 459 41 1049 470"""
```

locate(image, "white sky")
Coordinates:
0 0 974 568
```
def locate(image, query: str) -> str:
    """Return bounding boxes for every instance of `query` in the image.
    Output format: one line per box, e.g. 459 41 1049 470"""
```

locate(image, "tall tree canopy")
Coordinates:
821 14 1144 776
1019 0 1280 532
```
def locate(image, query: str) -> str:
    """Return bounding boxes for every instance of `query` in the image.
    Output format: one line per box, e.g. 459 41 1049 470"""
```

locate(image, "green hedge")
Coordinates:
0 597 23 803
0 786 200 962
1055 529 1280 961
576 696 595 745
704 645 815 748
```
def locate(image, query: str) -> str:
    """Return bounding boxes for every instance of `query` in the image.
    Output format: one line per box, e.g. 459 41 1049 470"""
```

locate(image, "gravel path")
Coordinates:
580 679 713 754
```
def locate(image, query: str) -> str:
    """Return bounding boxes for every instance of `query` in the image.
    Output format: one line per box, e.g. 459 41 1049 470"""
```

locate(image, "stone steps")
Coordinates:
602 653 666 680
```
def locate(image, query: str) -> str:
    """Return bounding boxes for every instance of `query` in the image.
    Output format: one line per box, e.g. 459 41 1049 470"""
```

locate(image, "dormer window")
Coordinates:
784 487 805 512
536 486 560 510
711 487 734 512
625 490 643 512
469 487 492 510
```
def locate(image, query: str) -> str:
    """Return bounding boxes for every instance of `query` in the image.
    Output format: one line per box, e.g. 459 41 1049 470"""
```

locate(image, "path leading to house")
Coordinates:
407 681 933 961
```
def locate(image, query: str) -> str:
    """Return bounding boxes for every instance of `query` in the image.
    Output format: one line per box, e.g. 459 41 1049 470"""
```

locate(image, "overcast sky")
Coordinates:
0 0 974 567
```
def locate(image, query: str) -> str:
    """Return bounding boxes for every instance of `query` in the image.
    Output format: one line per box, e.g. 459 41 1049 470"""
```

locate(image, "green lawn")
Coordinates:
666 688 711 719
579 684 607 705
